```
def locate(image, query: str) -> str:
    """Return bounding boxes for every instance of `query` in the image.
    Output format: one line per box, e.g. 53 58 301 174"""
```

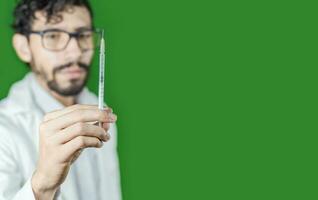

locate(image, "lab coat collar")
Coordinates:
5 72 99 115
29 72 97 114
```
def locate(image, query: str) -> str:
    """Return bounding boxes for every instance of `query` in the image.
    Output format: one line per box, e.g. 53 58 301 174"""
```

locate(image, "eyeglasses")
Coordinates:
28 28 102 51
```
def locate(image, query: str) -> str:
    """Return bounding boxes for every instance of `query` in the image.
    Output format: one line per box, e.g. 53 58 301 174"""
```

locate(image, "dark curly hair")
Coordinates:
12 0 94 35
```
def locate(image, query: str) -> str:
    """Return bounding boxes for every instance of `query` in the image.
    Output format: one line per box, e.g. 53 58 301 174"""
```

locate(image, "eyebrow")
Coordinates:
75 26 93 31
39 25 93 32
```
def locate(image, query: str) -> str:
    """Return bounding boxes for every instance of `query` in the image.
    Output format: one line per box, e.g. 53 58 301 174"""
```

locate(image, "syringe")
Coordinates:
98 30 105 126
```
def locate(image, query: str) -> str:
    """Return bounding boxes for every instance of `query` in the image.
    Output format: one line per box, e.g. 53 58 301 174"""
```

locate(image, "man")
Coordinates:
0 0 121 199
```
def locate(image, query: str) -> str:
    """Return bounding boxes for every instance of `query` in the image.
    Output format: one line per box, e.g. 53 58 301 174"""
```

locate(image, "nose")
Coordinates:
64 37 82 61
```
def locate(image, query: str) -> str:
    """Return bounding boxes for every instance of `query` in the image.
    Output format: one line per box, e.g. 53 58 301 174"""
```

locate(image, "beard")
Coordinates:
33 61 90 97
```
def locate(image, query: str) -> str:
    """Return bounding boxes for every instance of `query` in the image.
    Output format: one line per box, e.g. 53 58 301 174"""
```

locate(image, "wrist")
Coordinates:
31 170 58 200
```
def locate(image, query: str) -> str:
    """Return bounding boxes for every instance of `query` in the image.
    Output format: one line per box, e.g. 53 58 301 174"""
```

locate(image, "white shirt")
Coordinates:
0 73 122 200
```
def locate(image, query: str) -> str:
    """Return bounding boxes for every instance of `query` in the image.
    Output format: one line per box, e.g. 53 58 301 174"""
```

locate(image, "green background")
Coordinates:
0 0 316 199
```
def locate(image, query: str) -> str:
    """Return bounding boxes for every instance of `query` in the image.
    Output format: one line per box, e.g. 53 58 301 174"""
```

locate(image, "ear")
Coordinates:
12 33 32 63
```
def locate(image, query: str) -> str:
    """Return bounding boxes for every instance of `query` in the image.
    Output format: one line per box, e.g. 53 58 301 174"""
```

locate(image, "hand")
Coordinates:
31 104 117 200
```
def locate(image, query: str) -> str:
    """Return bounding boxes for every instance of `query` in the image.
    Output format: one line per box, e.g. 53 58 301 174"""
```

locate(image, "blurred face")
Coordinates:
28 6 94 96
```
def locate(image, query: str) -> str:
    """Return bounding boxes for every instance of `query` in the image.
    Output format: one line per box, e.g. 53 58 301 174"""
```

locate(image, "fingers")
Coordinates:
93 122 111 137
44 108 117 132
62 136 103 160
102 122 110 132
43 104 113 122
53 122 110 144
43 104 95 122
70 149 83 164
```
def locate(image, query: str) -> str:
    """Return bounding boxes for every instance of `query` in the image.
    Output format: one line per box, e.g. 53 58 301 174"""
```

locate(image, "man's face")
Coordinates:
28 6 94 96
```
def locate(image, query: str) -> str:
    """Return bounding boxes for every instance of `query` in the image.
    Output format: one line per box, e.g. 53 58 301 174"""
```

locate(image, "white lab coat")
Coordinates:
0 72 122 200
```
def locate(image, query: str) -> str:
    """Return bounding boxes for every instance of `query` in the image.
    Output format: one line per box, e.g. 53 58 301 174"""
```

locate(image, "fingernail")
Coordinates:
107 132 111 140
105 132 110 140
102 134 107 141
110 114 117 121
105 107 113 113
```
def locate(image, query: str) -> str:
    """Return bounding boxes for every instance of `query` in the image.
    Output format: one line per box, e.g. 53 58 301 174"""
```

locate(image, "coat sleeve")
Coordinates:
0 118 36 200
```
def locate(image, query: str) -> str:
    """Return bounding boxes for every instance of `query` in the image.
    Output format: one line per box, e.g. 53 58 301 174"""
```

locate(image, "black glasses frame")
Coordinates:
28 28 102 51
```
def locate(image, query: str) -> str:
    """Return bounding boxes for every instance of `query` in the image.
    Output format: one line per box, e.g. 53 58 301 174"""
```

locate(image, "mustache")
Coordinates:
53 62 89 74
